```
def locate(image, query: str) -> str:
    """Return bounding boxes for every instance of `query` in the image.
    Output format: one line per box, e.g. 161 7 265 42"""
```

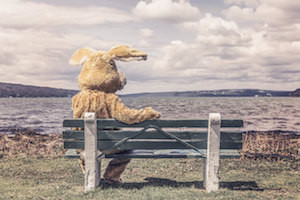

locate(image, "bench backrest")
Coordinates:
63 118 243 151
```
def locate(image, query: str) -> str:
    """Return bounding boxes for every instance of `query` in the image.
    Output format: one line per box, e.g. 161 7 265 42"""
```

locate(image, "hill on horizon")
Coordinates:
0 82 299 98
0 82 78 98
122 88 298 97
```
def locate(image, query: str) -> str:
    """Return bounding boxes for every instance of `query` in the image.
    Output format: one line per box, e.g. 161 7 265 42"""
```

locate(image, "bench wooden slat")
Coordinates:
106 149 241 159
64 149 241 159
64 140 242 150
98 141 242 150
63 119 209 128
63 130 242 141
97 119 209 128
221 119 243 127
63 119 84 128
63 119 243 128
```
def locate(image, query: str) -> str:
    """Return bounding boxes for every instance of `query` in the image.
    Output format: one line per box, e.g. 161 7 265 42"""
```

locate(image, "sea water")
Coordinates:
0 97 299 134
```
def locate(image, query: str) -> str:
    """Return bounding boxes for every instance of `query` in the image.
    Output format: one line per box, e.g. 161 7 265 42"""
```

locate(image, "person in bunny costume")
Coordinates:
69 45 161 184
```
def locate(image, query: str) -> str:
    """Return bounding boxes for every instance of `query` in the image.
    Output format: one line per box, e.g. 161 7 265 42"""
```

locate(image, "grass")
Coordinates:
0 157 299 200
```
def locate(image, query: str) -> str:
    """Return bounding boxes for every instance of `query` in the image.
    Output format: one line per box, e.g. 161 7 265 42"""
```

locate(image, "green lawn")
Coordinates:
0 158 299 200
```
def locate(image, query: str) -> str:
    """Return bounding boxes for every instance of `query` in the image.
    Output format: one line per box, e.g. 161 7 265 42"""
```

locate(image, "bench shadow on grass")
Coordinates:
100 178 265 191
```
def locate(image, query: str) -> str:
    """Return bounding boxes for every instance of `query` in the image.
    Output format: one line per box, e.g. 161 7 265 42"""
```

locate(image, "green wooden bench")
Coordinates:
63 112 243 192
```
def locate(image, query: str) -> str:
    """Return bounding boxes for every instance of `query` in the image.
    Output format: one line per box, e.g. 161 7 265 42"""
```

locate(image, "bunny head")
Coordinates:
69 45 147 93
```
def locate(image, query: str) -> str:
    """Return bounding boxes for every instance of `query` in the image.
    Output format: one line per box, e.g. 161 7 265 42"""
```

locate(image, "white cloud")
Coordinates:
218 0 300 89
224 0 259 8
0 0 137 89
0 28 126 89
0 28 88 88
223 0 300 26
183 14 250 46
133 0 201 22
137 39 150 47
0 0 135 28
222 6 256 23
139 28 154 38
147 9 300 91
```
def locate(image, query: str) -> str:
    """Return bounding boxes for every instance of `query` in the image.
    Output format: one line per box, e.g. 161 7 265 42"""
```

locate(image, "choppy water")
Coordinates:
0 97 299 134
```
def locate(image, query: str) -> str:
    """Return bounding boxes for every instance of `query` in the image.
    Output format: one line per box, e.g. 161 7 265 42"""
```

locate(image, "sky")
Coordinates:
0 0 299 94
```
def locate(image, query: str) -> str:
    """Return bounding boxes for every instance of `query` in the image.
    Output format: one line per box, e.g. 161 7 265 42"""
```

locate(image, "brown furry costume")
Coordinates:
72 90 160 124
70 45 161 183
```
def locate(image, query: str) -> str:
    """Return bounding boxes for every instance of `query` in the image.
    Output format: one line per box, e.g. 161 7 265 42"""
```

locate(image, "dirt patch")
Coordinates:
0 130 64 158
241 131 300 160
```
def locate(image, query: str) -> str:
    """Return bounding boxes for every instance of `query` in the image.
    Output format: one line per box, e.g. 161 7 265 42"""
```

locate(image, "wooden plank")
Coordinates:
64 141 203 150
63 130 84 139
98 131 209 140
220 142 242 149
106 149 205 159
221 119 243 127
63 118 243 128
63 130 242 141
64 149 241 159
63 119 84 128
64 141 84 149
105 149 241 159
221 132 243 142
97 119 209 128
98 140 206 149
64 140 241 150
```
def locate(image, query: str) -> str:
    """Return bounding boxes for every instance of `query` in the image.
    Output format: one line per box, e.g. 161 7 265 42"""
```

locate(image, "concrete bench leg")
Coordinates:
84 113 100 192
204 113 221 192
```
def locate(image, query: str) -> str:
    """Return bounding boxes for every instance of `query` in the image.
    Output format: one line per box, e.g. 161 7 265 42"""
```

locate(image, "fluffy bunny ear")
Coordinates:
69 47 95 66
109 45 147 62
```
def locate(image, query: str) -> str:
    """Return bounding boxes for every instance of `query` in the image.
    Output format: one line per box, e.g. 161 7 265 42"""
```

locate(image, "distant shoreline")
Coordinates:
1 96 299 99
0 82 299 98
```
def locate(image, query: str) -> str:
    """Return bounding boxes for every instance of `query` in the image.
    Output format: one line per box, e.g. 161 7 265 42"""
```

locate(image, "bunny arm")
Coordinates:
72 90 161 124
106 93 161 124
